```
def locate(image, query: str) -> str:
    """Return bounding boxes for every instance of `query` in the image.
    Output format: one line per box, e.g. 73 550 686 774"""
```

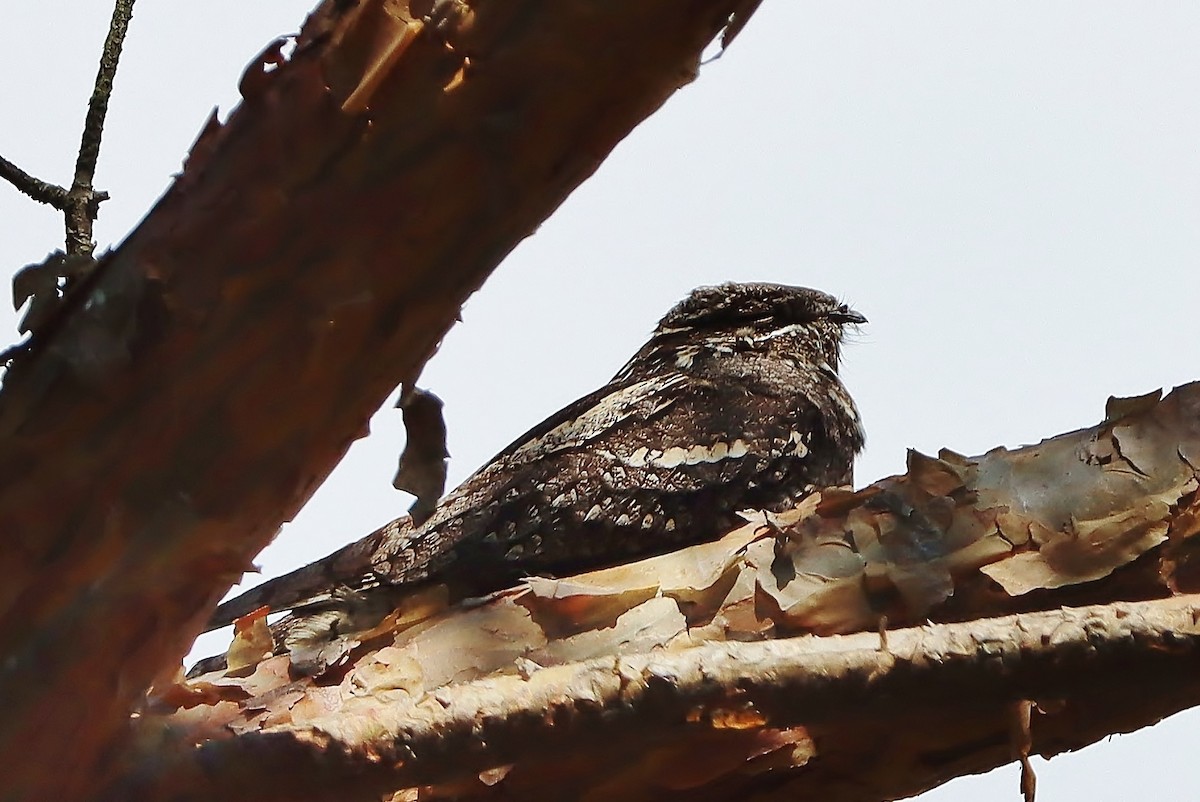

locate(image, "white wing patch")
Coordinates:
598 438 752 469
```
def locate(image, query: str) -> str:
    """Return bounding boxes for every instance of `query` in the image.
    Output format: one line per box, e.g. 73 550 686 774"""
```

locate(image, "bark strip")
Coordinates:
112 597 1200 802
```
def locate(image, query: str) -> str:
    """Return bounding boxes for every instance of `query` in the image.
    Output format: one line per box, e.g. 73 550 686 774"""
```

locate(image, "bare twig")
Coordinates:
0 154 68 208
0 0 134 358
0 1 133 252
64 0 135 256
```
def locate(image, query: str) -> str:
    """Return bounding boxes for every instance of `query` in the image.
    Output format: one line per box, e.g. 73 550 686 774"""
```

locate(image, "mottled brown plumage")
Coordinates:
205 283 865 635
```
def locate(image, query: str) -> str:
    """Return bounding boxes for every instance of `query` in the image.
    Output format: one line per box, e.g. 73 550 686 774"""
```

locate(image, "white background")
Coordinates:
3 3 1198 799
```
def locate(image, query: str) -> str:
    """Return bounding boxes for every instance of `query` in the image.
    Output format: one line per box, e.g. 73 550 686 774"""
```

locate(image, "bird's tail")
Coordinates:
203 520 398 632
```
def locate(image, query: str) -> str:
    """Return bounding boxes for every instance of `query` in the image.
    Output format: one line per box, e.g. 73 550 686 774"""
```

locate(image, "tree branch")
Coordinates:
111 597 1200 802
64 0 133 256
0 2 764 799
0 1 129 244
0 153 69 208
106 381 1200 801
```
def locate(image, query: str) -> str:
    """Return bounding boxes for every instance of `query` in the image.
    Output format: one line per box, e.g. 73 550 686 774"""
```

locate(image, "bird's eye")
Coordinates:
782 300 818 322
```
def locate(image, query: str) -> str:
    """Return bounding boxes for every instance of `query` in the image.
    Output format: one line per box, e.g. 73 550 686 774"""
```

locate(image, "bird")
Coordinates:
204 282 866 644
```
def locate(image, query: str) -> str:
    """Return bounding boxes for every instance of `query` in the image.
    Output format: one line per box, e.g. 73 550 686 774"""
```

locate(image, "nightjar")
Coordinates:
205 282 865 637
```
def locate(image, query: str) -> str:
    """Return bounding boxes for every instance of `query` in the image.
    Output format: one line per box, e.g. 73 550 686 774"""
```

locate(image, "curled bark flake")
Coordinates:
393 386 450 526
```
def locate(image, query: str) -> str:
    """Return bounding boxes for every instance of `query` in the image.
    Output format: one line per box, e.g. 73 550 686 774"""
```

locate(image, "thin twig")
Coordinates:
65 0 136 256
0 153 68 209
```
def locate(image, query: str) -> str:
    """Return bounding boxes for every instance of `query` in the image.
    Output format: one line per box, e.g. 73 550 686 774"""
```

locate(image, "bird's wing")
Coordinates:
203 373 689 631
203 517 408 631
437 377 844 583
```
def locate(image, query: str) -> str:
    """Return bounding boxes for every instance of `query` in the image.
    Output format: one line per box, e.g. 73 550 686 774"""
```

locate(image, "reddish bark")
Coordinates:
0 1 759 797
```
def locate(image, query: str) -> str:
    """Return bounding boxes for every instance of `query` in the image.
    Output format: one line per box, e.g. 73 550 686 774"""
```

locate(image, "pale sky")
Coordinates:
3 3 1199 799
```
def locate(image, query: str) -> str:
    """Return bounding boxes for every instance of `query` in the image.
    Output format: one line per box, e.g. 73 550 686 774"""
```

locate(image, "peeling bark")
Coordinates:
5 0 1197 798
115 598 1200 802
112 383 1200 801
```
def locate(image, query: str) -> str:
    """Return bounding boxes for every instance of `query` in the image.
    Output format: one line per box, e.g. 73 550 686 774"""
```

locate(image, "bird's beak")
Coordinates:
834 308 867 325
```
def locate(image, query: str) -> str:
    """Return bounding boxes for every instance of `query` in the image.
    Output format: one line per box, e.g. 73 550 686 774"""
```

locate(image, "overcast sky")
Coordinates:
4 3 1199 799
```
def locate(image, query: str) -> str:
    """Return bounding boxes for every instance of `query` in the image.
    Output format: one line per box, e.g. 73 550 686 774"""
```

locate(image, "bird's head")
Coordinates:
649 282 865 372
